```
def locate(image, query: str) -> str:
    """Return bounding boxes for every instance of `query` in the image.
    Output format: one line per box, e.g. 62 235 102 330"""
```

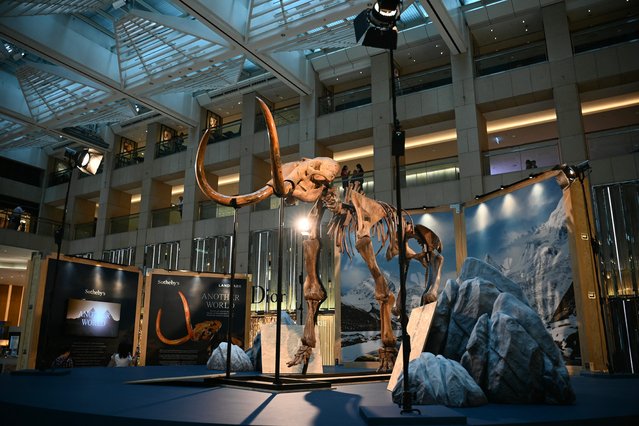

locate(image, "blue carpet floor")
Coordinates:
0 365 638 425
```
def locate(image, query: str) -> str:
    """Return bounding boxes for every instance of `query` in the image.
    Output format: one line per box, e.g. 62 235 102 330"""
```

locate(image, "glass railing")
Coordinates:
114 147 145 169
483 140 559 176
198 200 235 219
572 17 639 54
150 206 182 227
255 104 300 131
73 221 96 240
319 86 372 116
395 65 452 96
400 158 460 188
0 210 67 239
108 213 139 234
47 168 72 187
587 126 639 160
207 120 242 144
155 135 187 158
475 39 547 77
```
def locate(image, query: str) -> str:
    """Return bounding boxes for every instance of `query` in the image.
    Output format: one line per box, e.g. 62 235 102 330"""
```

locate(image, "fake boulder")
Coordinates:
245 311 296 372
392 352 487 407
461 293 575 404
207 342 253 372
425 257 575 405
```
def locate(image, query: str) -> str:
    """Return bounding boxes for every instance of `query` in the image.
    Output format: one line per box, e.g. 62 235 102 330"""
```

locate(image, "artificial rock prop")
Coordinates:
245 311 296 372
392 352 487 407
422 257 575 405
207 342 253 372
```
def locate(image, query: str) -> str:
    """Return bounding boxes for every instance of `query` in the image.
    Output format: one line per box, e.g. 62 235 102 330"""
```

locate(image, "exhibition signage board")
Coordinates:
141 270 250 366
32 255 142 369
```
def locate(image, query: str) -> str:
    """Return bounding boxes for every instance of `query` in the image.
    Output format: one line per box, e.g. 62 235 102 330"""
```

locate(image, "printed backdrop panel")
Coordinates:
37 257 141 368
143 272 249 366
340 210 456 363
464 177 580 364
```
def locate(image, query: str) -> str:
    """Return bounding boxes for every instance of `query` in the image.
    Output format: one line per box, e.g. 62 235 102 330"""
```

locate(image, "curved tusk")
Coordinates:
178 291 194 339
155 307 191 345
195 127 275 207
256 97 291 198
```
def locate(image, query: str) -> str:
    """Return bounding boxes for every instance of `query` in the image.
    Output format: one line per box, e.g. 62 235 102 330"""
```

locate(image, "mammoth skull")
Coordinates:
196 97 340 208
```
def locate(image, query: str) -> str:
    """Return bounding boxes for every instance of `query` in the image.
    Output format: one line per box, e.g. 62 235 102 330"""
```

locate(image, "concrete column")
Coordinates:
176 121 199 270
370 52 395 204
299 67 331 159
451 33 487 202
543 2 588 163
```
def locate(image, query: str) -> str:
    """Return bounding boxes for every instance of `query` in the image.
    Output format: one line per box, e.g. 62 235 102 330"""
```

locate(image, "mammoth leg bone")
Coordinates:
287 203 326 368
356 235 397 372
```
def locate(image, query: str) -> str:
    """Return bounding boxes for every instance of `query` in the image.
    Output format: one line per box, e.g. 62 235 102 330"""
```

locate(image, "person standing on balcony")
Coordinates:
177 196 184 218
340 165 350 191
352 164 365 193
8 206 23 230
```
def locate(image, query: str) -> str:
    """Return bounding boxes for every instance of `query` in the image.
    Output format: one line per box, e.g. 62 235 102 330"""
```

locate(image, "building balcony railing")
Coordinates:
395 65 452 96
198 200 236 220
150 206 182 227
73 221 96 240
108 214 139 234
47 168 72 187
155 135 187 158
475 40 547 77
483 139 560 176
400 158 460 188
255 104 300 132
587 125 639 160
572 17 639 54
114 147 145 169
207 120 242 144
319 86 372 116
1 209 66 239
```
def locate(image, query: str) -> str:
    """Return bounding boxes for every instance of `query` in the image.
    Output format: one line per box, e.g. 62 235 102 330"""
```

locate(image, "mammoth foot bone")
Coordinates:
377 346 398 373
286 345 314 368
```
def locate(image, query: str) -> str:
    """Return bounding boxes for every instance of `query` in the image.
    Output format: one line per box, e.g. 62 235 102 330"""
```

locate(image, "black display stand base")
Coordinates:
11 368 72 376
128 371 391 393
359 405 466 425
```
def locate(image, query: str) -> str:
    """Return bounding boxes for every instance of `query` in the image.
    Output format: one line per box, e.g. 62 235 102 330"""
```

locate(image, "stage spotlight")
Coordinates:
353 0 403 50
64 147 104 175
562 160 591 182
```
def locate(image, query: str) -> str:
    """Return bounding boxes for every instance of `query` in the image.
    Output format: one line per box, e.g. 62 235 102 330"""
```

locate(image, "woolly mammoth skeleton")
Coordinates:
195 98 443 372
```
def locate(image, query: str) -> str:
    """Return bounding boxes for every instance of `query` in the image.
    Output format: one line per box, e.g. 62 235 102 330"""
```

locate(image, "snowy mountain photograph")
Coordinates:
340 210 457 363
464 177 580 364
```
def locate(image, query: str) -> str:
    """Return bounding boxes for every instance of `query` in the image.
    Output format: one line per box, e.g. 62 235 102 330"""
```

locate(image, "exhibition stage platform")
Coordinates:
1 365 638 426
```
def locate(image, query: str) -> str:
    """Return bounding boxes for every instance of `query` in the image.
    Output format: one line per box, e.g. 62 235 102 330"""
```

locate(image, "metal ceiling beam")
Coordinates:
0 14 199 128
421 0 467 55
174 0 312 96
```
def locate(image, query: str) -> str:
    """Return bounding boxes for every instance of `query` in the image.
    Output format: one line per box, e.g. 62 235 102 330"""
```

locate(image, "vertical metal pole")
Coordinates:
274 199 285 384
390 48 413 413
225 207 239 378
41 167 74 370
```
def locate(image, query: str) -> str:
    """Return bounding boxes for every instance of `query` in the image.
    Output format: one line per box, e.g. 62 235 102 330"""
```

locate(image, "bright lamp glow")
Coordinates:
297 217 311 236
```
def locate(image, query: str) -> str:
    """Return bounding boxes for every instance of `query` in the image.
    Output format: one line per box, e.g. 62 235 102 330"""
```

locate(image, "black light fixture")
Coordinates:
64 147 104 176
353 0 403 50
563 160 591 182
